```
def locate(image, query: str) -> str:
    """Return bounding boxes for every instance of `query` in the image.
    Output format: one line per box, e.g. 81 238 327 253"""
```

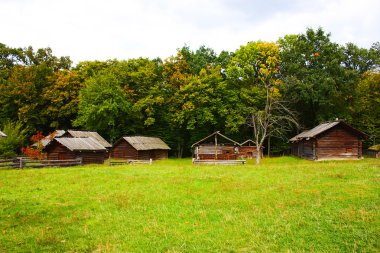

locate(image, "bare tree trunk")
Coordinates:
256 145 261 164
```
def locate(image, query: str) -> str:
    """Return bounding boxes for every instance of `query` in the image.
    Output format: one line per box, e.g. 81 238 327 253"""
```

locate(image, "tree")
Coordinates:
227 41 298 164
0 121 27 158
351 71 380 145
41 70 83 129
278 28 354 127
22 131 46 160
74 72 132 143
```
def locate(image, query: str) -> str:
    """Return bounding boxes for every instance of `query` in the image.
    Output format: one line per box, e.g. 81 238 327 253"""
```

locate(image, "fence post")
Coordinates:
149 158 152 165
19 157 23 169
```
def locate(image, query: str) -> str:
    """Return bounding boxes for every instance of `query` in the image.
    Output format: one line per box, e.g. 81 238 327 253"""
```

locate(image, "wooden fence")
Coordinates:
0 157 82 169
110 159 152 166
0 158 16 168
192 159 246 165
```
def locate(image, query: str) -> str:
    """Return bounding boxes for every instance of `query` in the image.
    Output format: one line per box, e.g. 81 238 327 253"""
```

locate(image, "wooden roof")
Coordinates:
34 130 66 147
121 136 170 150
289 120 368 142
66 130 112 148
54 137 106 151
0 131 6 137
191 131 241 148
241 139 255 146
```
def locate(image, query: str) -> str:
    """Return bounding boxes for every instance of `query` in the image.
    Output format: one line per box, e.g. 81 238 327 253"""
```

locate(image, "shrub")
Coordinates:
0 121 27 158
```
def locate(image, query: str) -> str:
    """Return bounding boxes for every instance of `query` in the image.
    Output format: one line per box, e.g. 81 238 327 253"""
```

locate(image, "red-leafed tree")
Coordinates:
22 131 46 160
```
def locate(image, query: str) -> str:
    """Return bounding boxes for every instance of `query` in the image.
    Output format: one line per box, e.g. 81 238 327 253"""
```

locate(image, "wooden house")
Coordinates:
111 136 170 160
45 137 107 164
192 131 241 160
289 120 368 160
239 139 263 159
0 131 6 138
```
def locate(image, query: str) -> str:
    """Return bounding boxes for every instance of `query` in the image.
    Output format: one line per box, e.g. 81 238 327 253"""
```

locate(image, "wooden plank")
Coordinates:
110 159 152 166
193 159 246 165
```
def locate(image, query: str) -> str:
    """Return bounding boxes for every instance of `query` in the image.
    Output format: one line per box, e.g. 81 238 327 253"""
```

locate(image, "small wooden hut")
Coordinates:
239 139 263 159
111 136 170 160
367 144 380 158
192 131 241 160
289 120 368 160
45 137 107 164
0 131 6 138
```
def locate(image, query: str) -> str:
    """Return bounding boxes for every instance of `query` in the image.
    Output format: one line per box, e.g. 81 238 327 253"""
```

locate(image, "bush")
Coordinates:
0 121 27 158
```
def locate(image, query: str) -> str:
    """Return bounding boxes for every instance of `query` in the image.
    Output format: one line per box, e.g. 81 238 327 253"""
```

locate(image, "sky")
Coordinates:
1 0 379 64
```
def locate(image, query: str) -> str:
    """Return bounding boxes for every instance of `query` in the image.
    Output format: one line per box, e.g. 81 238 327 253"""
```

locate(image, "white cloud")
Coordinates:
1 0 379 64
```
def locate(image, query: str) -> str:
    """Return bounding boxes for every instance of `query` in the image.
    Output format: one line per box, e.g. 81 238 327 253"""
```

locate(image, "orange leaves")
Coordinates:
30 131 44 143
22 145 45 160
22 131 46 160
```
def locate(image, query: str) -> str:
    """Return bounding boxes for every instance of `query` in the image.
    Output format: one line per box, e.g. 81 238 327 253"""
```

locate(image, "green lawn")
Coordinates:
0 157 379 252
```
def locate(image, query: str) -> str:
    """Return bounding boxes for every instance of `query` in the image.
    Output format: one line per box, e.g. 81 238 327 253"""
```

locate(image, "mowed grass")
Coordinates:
0 157 379 252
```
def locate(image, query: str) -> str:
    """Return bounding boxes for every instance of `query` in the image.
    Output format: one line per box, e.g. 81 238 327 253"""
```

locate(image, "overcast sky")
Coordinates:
1 0 379 64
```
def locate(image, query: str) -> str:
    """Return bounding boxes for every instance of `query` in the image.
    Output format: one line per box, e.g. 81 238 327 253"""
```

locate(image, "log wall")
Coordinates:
239 146 262 159
290 140 315 160
111 139 168 160
46 142 76 160
316 127 361 160
111 140 138 160
46 142 105 164
195 145 238 160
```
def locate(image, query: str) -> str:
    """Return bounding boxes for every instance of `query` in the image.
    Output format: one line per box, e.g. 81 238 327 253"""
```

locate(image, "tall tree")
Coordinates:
278 28 354 127
41 70 83 129
351 71 380 145
227 41 298 164
74 72 131 143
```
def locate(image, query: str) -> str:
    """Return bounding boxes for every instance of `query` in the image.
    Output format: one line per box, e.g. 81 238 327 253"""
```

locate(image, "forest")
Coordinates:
0 27 379 157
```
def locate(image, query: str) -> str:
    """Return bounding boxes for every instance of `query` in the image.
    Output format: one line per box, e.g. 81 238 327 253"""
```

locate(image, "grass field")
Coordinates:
0 157 379 252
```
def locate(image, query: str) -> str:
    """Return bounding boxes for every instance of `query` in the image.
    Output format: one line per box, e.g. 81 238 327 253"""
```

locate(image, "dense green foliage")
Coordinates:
0 121 27 158
0 28 379 156
0 157 379 252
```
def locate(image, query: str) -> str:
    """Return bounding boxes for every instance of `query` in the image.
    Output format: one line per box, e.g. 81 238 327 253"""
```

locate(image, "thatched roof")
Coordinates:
289 121 368 142
191 131 240 148
0 131 6 137
121 136 170 150
368 144 380 152
66 130 112 148
55 137 106 151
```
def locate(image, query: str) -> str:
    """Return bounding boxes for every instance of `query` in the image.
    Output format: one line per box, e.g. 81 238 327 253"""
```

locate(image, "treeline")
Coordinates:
0 28 379 157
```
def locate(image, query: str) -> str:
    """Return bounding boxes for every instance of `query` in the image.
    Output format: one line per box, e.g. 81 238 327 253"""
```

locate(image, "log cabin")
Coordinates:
45 137 107 164
289 120 368 160
0 131 6 138
111 136 170 160
192 131 241 160
239 139 263 159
